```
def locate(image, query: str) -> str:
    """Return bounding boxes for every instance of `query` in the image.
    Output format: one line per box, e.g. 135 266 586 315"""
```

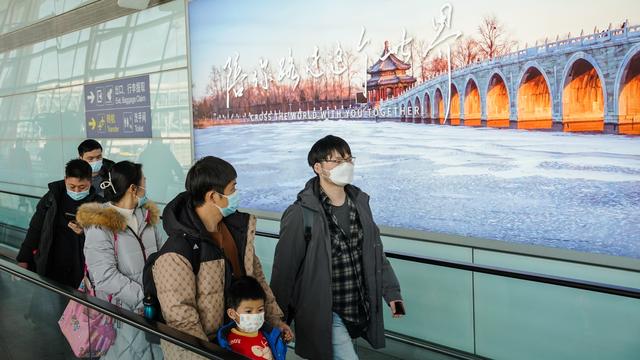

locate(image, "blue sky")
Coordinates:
188 0 640 98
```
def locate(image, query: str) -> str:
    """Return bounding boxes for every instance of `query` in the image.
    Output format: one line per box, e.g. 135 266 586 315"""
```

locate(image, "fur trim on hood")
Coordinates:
77 200 160 232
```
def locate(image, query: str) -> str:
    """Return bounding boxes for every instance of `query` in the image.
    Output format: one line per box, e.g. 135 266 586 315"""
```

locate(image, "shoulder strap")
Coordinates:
295 206 314 277
126 225 147 262
286 205 314 325
302 206 313 244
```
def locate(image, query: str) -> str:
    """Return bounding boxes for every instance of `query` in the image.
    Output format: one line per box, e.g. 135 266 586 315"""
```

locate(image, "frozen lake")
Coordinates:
195 120 640 258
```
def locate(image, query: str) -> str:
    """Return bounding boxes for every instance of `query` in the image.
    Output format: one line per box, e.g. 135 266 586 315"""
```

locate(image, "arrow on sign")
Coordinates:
87 91 95 103
89 118 97 130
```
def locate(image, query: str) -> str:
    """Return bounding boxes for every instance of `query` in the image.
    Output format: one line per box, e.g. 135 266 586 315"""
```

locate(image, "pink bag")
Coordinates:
58 274 116 358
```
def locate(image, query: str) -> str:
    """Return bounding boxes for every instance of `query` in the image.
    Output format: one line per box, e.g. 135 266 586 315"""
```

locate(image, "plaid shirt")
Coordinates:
320 188 369 326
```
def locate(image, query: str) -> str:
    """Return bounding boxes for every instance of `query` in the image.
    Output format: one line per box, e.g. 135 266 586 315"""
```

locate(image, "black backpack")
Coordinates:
142 236 202 323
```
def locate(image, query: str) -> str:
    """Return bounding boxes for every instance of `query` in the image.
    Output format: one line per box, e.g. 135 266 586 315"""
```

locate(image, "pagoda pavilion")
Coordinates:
367 41 416 105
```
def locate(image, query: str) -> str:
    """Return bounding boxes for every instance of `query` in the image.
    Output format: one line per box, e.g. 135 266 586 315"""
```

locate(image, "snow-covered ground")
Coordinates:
195 120 640 258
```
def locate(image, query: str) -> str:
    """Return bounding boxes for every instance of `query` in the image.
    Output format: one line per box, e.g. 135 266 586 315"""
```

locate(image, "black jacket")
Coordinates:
270 177 402 360
16 180 103 285
152 191 284 357
98 158 115 177
160 191 250 272
92 158 115 197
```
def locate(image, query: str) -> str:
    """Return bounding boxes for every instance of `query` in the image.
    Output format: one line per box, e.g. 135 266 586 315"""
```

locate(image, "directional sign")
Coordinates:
84 75 152 138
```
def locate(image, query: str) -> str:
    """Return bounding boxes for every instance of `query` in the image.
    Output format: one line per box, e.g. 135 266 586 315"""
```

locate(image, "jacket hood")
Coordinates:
97 158 116 177
47 180 66 198
297 177 367 210
76 200 160 232
163 191 250 242
162 191 208 240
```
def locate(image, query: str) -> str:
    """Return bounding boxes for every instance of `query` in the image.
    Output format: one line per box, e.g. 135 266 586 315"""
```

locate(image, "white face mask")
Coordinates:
325 162 354 186
235 312 264 333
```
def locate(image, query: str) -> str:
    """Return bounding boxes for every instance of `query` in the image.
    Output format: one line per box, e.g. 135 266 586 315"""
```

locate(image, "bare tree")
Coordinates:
412 39 429 81
422 55 449 79
477 15 517 59
342 49 358 101
206 65 224 99
453 37 479 67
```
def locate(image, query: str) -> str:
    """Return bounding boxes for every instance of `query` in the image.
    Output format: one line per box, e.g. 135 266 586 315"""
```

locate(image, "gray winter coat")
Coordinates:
270 178 402 360
77 201 164 360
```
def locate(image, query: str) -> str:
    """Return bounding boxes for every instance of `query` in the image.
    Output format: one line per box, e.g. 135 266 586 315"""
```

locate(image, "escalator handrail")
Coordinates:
4 188 640 273
3 191 639 359
0 258 247 360
253 231 640 299
2 192 639 300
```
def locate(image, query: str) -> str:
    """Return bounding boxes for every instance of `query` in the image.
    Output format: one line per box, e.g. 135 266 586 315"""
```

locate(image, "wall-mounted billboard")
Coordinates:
188 0 640 258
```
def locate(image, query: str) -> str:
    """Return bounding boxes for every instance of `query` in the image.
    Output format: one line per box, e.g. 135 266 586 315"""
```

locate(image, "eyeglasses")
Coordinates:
323 157 355 164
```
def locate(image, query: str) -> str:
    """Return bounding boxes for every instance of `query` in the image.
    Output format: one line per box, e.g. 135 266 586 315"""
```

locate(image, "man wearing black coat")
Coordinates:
271 135 404 360
16 159 103 288
77 139 115 197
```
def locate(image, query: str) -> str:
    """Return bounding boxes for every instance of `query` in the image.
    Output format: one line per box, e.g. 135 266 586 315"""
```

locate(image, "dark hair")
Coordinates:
65 159 92 181
102 161 143 202
226 276 266 310
307 135 352 168
185 156 237 207
78 139 103 157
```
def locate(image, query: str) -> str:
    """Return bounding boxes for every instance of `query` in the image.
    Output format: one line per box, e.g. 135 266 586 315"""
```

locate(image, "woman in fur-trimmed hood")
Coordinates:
76 161 164 360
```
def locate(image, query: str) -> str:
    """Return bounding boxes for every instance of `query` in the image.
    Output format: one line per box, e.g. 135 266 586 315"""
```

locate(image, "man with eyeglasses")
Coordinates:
271 135 404 360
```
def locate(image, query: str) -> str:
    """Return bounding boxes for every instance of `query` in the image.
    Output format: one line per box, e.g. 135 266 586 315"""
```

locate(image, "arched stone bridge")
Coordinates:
379 25 640 135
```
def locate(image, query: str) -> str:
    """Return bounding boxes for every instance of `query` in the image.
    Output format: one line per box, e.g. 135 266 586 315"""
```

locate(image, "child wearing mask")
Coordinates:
151 156 292 360
217 276 290 360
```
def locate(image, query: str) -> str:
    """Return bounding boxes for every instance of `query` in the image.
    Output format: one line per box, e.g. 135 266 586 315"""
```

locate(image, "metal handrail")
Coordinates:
255 231 640 299
3 188 640 276
0 189 42 200
0 258 246 360
3 189 639 360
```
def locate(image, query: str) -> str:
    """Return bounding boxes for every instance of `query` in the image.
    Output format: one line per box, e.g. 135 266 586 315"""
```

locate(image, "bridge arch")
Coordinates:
464 76 482 126
486 71 511 128
449 83 461 125
414 96 422 123
400 103 406 122
615 44 640 135
423 92 432 123
516 62 553 129
561 52 606 132
434 87 445 124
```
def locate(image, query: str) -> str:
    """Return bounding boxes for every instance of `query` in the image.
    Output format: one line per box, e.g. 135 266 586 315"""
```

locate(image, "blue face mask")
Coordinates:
216 191 239 217
137 194 148 208
67 189 90 201
136 185 148 208
89 159 103 173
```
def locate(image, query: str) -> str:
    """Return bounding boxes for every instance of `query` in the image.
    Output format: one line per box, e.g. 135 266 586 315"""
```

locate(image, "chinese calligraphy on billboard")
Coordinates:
189 0 640 258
